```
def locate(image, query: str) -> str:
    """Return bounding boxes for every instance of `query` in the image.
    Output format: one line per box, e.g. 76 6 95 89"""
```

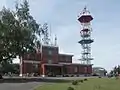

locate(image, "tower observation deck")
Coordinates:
78 7 94 65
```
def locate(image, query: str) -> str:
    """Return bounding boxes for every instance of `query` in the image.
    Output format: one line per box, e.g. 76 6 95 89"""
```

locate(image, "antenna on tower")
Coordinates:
54 34 57 46
84 6 87 10
80 6 90 15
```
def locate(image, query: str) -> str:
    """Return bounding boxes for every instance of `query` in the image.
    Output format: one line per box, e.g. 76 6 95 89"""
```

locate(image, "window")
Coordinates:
48 60 52 64
48 50 52 55
65 57 70 62
84 67 87 73
32 63 39 73
33 63 38 69
75 67 78 72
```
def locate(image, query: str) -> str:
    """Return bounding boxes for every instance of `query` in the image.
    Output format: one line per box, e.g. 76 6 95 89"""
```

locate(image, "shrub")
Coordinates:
79 80 84 83
84 78 88 81
98 76 102 78
72 80 78 85
115 76 119 80
67 87 74 90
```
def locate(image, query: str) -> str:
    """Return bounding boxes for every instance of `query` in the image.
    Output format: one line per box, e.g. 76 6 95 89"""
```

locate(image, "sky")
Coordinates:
0 0 120 71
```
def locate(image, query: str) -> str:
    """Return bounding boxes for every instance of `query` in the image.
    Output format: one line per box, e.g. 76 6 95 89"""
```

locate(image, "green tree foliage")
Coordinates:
67 87 74 90
114 65 120 74
0 61 19 74
0 0 43 62
72 80 79 85
0 7 17 62
110 70 114 75
110 65 120 76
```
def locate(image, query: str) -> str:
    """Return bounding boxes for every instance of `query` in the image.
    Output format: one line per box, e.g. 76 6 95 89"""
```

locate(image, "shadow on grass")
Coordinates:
0 78 72 83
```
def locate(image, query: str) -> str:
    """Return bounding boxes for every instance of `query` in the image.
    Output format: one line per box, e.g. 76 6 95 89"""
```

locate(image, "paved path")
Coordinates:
0 82 42 90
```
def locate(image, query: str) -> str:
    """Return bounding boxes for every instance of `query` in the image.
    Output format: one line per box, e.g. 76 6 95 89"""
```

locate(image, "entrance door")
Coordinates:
46 66 62 76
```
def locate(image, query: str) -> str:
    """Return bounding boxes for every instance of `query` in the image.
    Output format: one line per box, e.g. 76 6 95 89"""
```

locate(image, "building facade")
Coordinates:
20 45 92 77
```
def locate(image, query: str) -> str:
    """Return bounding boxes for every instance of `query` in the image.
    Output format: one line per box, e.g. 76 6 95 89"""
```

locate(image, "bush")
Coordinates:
79 80 84 83
72 80 78 85
84 78 88 81
115 76 119 80
98 76 102 78
67 87 74 90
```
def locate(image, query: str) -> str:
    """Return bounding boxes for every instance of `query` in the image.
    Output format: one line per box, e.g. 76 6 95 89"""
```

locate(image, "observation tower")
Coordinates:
78 7 94 65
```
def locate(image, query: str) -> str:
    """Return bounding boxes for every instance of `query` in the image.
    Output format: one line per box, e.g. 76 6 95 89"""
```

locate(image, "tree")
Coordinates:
0 61 20 75
0 7 20 63
0 61 13 74
0 0 43 63
110 65 120 77
110 70 114 75
117 65 120 74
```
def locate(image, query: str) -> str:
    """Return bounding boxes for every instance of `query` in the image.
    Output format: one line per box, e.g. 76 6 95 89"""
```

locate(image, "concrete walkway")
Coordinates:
0 82 42 90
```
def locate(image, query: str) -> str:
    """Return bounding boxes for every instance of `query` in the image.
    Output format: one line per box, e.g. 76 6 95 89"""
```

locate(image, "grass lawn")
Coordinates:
35 78 120 90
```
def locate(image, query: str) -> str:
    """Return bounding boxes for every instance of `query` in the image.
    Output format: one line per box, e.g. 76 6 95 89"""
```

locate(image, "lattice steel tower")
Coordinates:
78 7 94 65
